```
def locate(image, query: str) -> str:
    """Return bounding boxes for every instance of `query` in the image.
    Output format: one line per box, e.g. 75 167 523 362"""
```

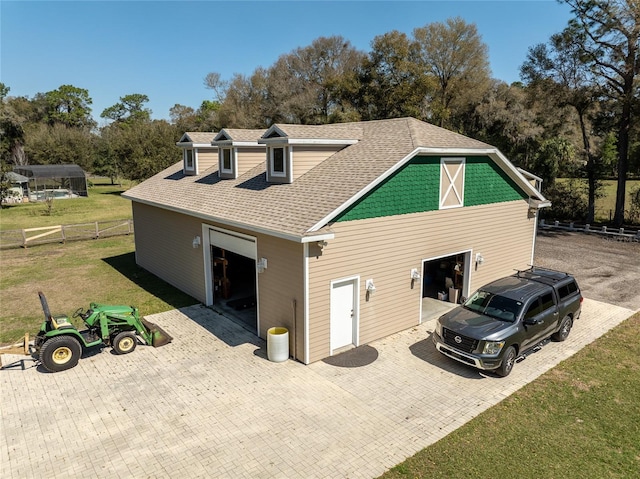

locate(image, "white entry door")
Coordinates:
330 279 357 352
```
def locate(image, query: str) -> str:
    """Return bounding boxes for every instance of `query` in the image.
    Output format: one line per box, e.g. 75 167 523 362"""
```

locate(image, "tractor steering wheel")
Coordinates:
72 307 84 318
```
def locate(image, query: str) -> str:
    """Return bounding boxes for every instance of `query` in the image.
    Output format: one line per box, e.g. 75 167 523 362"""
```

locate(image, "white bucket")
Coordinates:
267 327 289 362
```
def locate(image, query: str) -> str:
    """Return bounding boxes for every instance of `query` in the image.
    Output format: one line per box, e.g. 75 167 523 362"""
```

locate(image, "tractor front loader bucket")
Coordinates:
141 318 173 347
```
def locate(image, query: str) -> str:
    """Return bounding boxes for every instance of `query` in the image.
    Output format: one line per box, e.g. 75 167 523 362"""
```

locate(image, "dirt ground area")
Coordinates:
534 230 640 311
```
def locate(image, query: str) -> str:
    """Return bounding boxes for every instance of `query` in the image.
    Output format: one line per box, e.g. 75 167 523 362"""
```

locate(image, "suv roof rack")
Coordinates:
514 266 572 285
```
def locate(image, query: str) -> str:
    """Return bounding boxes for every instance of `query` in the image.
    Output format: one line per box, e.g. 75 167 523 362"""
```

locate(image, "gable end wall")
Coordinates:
335 155 527 222
307 200 535 363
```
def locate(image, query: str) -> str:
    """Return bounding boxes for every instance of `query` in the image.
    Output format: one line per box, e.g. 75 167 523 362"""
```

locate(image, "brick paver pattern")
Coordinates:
0 298 634 478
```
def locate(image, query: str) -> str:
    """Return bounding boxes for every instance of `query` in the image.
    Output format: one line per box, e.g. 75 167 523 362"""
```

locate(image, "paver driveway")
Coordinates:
0 298 634 478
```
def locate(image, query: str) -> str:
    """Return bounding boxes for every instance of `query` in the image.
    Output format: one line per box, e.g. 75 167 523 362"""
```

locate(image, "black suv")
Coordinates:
432 267 582 377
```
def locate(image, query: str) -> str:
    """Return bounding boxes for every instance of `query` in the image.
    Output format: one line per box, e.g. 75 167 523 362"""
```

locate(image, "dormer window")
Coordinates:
266 145 292 183
221 148 233 172
184 149 194 171
271 147 286 177
218 147 237 179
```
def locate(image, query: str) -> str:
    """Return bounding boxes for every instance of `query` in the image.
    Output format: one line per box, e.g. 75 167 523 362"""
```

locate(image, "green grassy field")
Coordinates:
381 312 640 479
0 178 134 231
0 235 196 345
564 179 640 222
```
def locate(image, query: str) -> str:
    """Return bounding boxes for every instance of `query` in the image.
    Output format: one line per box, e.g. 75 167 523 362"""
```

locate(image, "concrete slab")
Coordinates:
0 298 635 478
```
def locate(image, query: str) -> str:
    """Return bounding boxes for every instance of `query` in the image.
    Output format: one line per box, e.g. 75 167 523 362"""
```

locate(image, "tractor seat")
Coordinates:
51 315 75 330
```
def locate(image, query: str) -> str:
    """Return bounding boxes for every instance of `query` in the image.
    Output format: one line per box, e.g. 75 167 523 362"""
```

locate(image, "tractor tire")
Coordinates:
112 331 137 355
39 336 82 372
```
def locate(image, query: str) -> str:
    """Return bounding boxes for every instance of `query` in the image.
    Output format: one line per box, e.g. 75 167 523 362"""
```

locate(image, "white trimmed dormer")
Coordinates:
259 124 359 184
176 132 218 176
212 129 266 179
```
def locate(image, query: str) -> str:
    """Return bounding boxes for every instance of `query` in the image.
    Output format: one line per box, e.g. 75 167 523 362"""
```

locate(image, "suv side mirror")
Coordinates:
524 318 544 326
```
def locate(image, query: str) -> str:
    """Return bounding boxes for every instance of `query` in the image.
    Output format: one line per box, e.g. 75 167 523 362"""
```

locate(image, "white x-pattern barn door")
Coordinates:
439 158 465 209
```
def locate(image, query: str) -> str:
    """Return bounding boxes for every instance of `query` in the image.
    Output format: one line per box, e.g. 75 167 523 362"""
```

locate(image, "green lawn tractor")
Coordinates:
34 292 172 372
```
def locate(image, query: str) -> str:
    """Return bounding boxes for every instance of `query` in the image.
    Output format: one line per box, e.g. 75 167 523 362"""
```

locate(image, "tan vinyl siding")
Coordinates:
197 149 218 173
133 203 306 360
132 202 206 303
237 146 266 176
291 145 344 180
306 200 535 363
255 235 305 361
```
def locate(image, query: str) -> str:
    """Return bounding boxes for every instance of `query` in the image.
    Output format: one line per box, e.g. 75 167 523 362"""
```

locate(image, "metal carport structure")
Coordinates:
13 164 88 201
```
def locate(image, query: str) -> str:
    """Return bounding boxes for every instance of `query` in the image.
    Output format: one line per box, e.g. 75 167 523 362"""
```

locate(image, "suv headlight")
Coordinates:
435 317 444 337
483 341 505 355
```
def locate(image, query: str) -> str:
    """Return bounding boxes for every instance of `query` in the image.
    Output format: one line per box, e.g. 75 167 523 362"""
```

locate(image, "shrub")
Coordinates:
541 180 589 222
627 186 640 225
42 196 55 216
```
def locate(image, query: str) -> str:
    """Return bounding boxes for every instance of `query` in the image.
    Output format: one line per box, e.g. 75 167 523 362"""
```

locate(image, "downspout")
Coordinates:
531 179 543 267
291 299 297 361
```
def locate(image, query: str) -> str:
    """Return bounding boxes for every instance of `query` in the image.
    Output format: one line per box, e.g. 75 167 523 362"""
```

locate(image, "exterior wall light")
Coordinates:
364 279 376 301
475 253 484 265
257 258 268 273
410 268 421 290
192 236 201 248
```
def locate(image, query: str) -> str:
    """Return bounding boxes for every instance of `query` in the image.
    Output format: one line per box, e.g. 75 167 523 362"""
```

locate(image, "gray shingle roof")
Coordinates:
179 132 216 144
214 129 266 143
124 118 517 240
267 123 364 141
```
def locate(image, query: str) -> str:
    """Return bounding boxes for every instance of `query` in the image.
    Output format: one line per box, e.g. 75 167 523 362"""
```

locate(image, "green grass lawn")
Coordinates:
0 235 196 345
0 177 134 231
381 312 640 479
559 179 640 223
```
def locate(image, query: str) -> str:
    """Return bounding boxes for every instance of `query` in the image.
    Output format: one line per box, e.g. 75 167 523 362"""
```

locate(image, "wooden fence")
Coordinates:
539 219 640 242
0 219 134 249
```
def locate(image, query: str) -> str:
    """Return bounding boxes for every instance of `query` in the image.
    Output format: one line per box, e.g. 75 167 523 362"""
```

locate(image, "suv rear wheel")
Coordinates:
552 316 573 342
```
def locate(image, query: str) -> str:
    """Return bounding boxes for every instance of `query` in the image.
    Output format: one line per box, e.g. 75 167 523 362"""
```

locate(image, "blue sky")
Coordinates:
1 1 573 125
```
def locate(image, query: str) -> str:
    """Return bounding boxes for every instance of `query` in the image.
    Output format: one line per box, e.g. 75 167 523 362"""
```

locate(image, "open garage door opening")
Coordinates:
420 252 469 322
211 246 257 332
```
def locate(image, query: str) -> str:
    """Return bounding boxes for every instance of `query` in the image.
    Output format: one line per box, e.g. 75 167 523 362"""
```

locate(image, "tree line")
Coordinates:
1 0 638 225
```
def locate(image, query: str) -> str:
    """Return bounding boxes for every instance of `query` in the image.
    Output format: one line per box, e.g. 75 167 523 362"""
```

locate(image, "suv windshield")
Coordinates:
463 290 522 322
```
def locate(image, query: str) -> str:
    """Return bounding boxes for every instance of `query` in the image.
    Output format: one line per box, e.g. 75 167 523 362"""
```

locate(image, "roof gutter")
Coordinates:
175 142 215 148
121 194 335 244
258 138 359 146
212 141 262 147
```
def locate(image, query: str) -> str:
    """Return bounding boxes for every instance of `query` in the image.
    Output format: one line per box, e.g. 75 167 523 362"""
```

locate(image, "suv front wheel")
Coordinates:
496 346 517 377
